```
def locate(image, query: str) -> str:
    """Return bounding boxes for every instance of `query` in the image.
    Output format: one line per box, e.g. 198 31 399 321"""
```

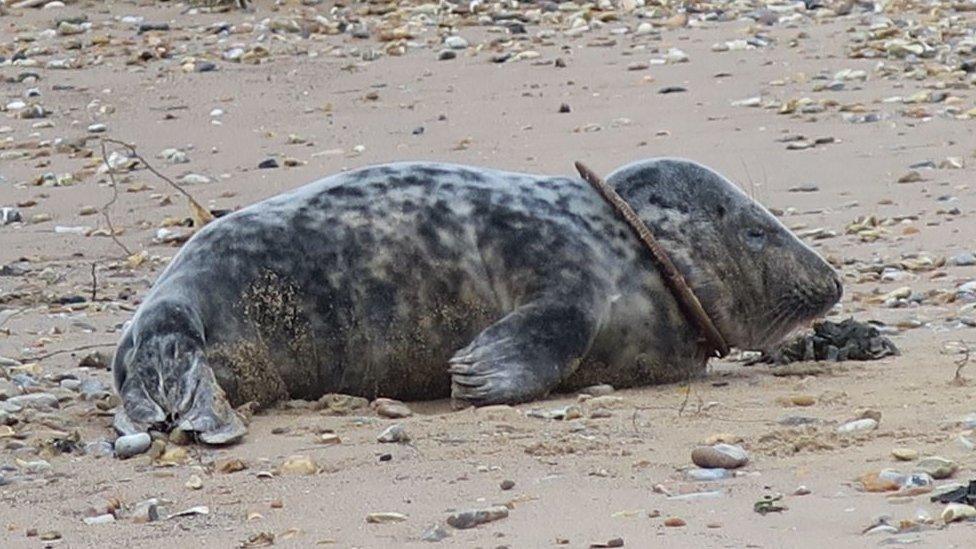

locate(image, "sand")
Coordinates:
2 0 976 547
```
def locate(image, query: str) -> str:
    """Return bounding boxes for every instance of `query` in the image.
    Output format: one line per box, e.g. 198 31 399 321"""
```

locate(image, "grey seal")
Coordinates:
112 158 842 443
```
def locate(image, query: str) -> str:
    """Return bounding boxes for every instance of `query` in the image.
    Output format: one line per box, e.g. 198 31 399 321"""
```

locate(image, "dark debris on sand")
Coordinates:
752 319 899 365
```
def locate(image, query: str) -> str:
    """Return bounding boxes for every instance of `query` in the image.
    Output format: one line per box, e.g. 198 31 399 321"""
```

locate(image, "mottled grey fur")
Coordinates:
113 159 842 443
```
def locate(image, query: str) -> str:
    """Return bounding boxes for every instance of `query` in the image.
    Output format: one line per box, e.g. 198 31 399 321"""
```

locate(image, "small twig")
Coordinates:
677 384 692 417
98 140 134 256
90 262 98 302
101 138 213 226
24 342 115 362
943 340 972 386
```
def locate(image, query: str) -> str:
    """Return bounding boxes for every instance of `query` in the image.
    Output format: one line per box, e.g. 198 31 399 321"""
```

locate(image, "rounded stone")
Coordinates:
444 36 469 49
691 444 749 469
915 456 958 480
891 448 918 461
114 432 151 459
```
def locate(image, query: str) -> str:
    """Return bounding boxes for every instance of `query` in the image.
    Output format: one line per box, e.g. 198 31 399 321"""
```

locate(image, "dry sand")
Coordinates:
2 0 976 547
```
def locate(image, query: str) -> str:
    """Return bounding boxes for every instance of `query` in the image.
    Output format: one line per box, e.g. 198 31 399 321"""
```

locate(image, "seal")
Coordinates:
112 158 842 443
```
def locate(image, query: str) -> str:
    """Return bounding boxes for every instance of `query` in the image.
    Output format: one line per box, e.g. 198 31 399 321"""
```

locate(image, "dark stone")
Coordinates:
658 86 687 94
137 23 171 34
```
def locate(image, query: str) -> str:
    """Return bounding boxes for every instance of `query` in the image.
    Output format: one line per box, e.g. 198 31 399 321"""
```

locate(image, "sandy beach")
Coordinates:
2 0 976 546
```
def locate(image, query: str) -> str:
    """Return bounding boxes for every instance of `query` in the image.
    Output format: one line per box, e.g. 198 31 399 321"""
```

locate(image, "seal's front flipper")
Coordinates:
449 299 602 406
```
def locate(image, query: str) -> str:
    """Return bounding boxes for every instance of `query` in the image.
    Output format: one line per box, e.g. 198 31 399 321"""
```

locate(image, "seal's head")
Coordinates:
112 300 245 444
607 158 842 351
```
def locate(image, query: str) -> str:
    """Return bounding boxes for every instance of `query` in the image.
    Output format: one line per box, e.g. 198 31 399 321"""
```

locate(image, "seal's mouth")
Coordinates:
750 274 843 351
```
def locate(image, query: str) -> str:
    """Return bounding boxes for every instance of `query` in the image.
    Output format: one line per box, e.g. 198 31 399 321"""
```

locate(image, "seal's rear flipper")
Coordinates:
113 322 247 445
176 360 247 445
449 298 602 406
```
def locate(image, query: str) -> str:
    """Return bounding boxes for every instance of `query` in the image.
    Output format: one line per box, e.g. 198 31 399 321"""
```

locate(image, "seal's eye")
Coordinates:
744 227 766 250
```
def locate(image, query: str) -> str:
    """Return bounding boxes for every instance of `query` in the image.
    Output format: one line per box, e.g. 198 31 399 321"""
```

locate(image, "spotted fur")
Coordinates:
113 159 842 443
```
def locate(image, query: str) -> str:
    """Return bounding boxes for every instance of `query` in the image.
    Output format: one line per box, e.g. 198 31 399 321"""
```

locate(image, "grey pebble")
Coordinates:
421 523 450 542
446 506 509 529
6 392 58 409
377 424 409 443
1 207 23 225
114 432 152 459
950 253 976 267
84 441 115 458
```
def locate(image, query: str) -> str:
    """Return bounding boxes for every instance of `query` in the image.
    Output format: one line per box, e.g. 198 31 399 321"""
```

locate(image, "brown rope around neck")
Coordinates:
574 161 730 358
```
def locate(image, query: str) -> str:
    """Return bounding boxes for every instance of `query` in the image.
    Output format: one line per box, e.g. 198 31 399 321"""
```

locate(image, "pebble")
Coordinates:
279 455 318 475
500 479 515 491
366 512 408 524
590 538 624 548
684 468 732 481
129 498 159 524
664 517 686 527
446 506 509 529
444 36 468 50
891 448 918 461
950 253 976 267
437 50 456 61
158 148 189 164
788 184 820 193
166 505 209 520
20 459 52 475
914 456 957 479
691 444 749 469
113 433 151 459
83 513 115 526
84 441 114 458
942 503 976 524
216 457 248 474
421 523 450 542
157 447 188 466
185 475 203 490
372 398 413 418
7 392 57 409
837 418 878 434
179 173 212 185
1 207 23 225
377 424 409 443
